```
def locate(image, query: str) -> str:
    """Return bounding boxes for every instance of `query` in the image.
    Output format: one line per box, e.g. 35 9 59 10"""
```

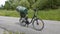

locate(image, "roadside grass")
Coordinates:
0 10 19 17
38 9 60 21
0 9 60 21
3 30 25 34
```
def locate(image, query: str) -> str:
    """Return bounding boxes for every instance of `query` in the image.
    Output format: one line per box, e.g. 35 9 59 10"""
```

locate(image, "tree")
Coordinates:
4 0 21 10
32 0 48 9
19 0 30 9
4 1 10 10
28 0 37 8
4 0 60 10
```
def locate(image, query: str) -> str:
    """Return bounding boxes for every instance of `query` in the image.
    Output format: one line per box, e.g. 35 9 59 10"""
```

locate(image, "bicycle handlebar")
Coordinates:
33 8 38 12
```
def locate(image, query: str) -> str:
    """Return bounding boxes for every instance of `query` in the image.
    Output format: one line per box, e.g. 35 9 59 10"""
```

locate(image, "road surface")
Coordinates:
0 16 60 34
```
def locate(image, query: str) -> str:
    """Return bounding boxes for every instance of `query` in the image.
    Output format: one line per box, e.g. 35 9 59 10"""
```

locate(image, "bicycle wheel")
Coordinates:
19 18 26 26
32 18 44 31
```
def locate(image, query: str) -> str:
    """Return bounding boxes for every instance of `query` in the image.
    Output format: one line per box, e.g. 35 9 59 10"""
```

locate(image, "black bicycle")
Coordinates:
19 9 44 31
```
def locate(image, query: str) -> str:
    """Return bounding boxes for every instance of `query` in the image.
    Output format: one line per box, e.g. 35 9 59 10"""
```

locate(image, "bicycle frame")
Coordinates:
26 10 38 25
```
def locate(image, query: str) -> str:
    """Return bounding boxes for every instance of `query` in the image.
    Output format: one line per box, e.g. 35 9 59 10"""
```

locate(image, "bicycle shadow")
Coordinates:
15 22 34 29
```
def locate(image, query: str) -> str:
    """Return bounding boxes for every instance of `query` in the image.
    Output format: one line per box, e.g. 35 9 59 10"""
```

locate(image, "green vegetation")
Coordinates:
0 9 60 21
38 9 60 21
3 30 25 34
0 0 60 21
28 9 60 21
4 0 60 10
0 10 19 17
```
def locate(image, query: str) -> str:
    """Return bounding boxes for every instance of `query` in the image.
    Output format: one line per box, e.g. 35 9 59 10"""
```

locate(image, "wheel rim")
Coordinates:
33 19 44 31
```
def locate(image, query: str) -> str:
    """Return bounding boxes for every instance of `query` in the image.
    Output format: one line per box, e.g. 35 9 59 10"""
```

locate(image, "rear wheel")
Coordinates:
19 18 26 26
33 18 44 31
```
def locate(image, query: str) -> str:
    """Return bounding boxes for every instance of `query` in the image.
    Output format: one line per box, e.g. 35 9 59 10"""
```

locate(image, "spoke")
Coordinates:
33 19 44 31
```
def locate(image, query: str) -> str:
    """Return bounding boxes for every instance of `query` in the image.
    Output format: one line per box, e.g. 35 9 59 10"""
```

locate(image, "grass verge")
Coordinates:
0 9 60 21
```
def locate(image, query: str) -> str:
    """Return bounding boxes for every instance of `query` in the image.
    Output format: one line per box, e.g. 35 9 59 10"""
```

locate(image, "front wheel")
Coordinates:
32 18 44 31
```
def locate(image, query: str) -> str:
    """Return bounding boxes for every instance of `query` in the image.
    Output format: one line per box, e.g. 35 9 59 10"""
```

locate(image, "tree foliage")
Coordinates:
4 0 60 10
4 1 10 10
19 0 30 9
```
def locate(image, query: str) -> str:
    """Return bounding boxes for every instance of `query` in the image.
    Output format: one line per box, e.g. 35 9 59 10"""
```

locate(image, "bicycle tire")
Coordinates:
32 18 44 31
19 18 26 26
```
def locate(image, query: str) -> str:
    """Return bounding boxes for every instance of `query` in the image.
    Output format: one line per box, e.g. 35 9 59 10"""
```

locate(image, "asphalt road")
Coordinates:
0 16 60 34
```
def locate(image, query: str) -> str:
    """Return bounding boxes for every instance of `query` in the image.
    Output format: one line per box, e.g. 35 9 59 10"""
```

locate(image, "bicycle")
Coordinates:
19 9 44 31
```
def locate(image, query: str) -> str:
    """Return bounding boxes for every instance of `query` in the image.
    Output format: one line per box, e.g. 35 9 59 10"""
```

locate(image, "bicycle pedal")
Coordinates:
37 23 39 25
